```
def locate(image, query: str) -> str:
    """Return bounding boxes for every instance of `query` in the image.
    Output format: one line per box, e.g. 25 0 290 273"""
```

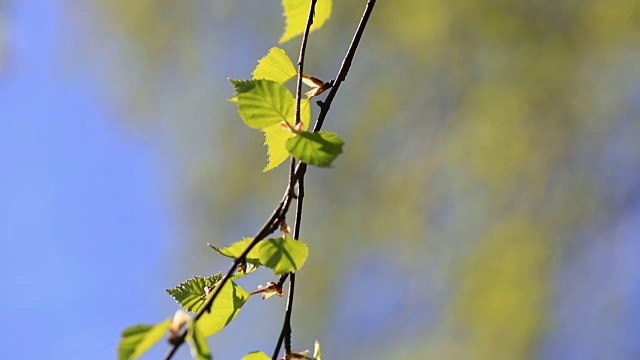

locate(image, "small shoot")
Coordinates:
249 281 284 300
281 120 304 135
283 341 322 360
167 310 192 346
302 74 332 98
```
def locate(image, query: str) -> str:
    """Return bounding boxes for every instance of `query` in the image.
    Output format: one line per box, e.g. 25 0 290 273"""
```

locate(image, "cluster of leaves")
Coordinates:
118 1 336 359
119 234 312 360
230 46 343 171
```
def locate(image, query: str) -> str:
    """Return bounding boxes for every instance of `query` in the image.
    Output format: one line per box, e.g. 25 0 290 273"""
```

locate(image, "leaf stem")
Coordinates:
272 175 305 358
275 0 317 357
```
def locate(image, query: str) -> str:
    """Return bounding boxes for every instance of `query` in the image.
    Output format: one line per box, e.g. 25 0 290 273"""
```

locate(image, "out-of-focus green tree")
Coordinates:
75 0 640 358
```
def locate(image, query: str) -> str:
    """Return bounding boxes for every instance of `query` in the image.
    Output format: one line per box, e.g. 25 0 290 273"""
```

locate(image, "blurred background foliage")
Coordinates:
30 0 640 358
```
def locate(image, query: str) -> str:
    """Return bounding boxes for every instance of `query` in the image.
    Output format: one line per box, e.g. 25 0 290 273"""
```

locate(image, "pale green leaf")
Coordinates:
208 237 261 265
242 351 271 360
258 235 309 274
314 340 322 360
230 79 295 129
263 99 311 171
118 319 171 360
253 47 297 83
187 321 212 360
280 0 332 43
285 131 344 167
166 274 223 313
198 280 249 337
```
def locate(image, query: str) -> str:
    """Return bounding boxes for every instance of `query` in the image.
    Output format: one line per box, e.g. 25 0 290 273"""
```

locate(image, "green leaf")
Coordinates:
187 321 212 360
118 319 171 360
285 131 344 167
230 79 295 129
198 280 250 337
262 99 311 171
252 47 297 84
280 0 332 43
258 235 309 274
208 237 261 265
166 274 223 313
291 98 312 126
231 260 260 280
242 351 271 360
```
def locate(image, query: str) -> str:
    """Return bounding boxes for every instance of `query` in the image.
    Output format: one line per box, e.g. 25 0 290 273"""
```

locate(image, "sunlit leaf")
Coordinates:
118 319 171 360
314 340 322 360
187 321 212 360
242 351 271 360
230 79 295 129
258 235 309 274
286 131 344 167
166 274 223 313
208 237 261 265
253 47 297 84
263 99 311 171
280 0 332 43
197 280 249 337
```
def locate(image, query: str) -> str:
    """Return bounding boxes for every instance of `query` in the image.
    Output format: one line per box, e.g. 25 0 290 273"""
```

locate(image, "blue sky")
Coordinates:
2 2 640 360
1 1 175 358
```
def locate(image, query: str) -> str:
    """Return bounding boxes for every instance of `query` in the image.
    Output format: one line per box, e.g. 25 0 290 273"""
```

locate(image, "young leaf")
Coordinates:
253 47 297 84
187 321 212 360
118 319 171 360
280 0 332 43
242 351 271 360
230 79 295 129
314 340 322 360
262 99 311 171
285 131 344 167
258 235 309 275
208 237 261 265
197 280 250 337
166 274 223 313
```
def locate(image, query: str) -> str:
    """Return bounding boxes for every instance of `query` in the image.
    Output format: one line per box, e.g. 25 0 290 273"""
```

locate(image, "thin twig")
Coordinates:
274 0 317 357
312 0 377 133
163 189 294 360
288 0 317 193
272 0 377 358
272 174 306 359
295 1 317 127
